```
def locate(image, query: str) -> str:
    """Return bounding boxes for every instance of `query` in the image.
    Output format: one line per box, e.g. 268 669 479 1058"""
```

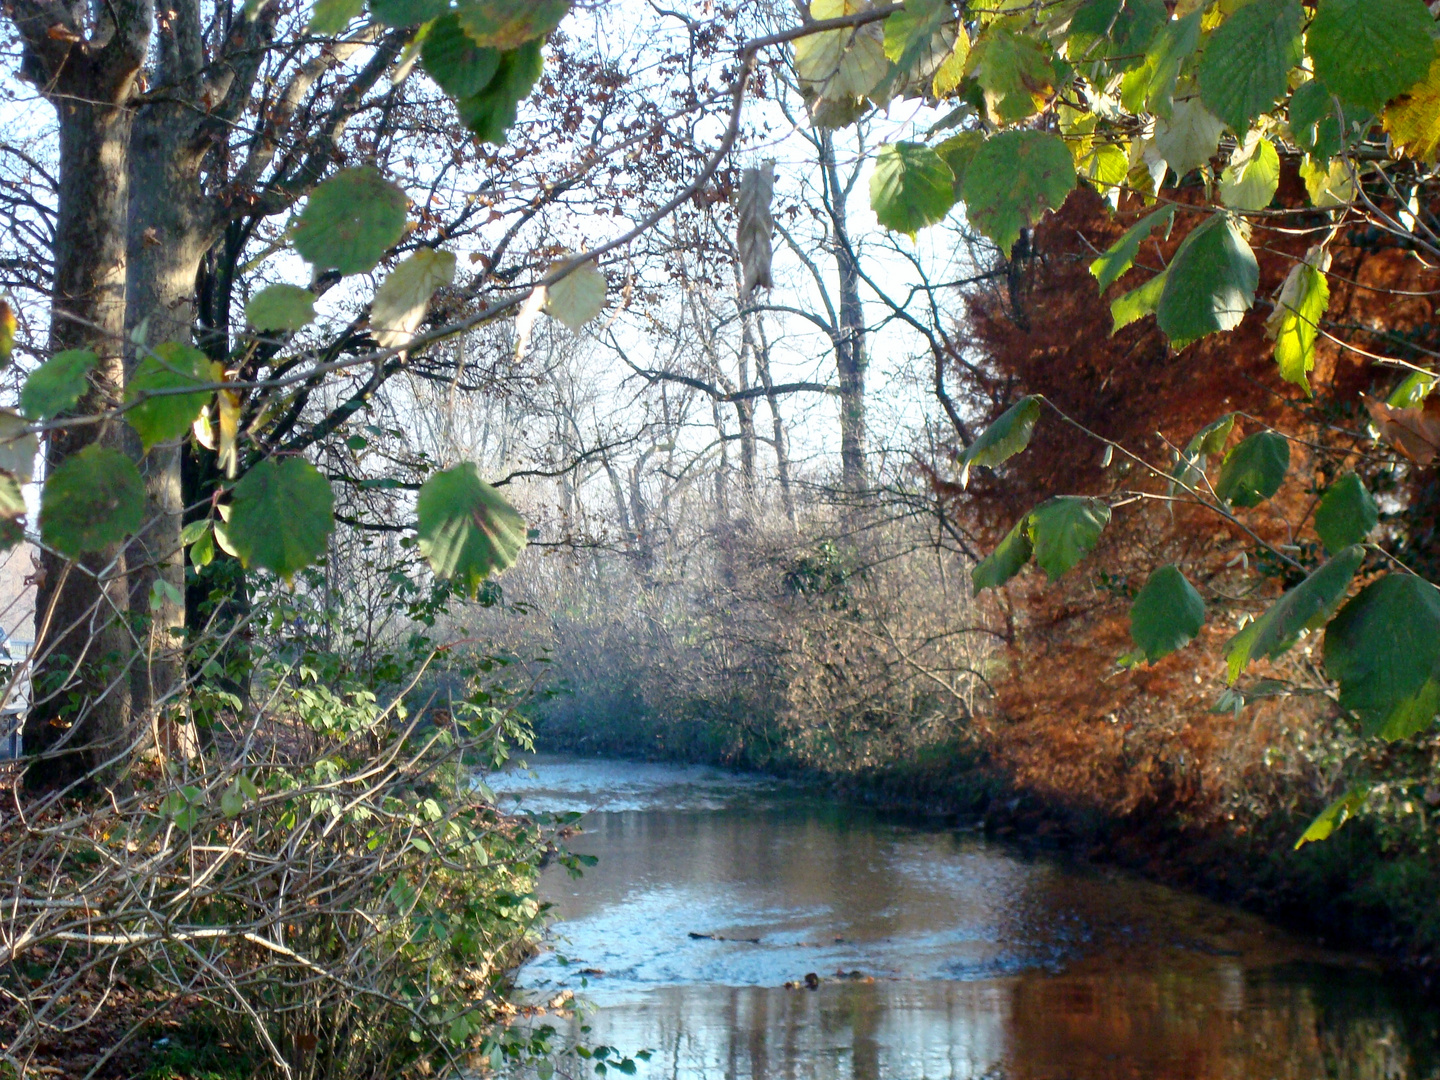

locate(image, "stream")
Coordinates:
490 755 1440 1080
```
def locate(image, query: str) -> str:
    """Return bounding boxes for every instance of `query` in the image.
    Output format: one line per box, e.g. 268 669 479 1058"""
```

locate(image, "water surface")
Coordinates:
493 756 1440 1080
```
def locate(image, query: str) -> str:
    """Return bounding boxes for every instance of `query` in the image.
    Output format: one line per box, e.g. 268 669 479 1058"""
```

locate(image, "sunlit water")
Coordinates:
489 755 1440 1080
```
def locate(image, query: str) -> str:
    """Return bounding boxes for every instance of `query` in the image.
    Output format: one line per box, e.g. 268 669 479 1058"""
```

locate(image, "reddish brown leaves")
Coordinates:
1363 393 1440 466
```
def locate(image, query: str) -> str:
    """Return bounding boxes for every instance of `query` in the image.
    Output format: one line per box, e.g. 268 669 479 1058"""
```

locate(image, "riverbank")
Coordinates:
534 720 1440 983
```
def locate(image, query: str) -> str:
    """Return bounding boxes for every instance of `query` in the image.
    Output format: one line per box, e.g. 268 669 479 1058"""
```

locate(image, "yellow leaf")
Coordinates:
931 23 970 97
1299 156 1356 209
794 0 888 111
1384 53 1440 164
217 389 242 479
0 300 16 368
543 259 606 332
370 248 457 349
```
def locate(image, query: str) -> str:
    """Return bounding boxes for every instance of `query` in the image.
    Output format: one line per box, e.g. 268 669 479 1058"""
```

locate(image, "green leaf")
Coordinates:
221 782 246 819
960 130 1075 253
870 142 956 234
1110 270 1167 333
1325 573 1440 740
126 342 211 451
970 512 1033 594
1172 412 1235 489
1196 0 1302 133
454 0 568 49
421 14 502 98
1218 134 1280 211
1155 215 1258 345
1289 78 1344 159
190 525 215 568
878 0 961 101
1295 783 1370 848
1387 369 1437 408
455 39 544 144
416 462 527 594
369 0 449 26
40 444 145 557
1151 97 1225 179
1308 0 1435 114
22 349 97 421
1066 0 1167 65
292 167 408 275
1120 10 1202 117
934 130 984 193
1089 206 1174 293
1129 564 1205 663
246 284 316 333
1266 253 1330 393
1314 473 1378 554
1187 412 1236 458
1225 544 1364 682
1028 496 1110 579
1215 429 1289 507
308 0 364 35
959 395 1040 485
964 25 1056 125
227 457 335 581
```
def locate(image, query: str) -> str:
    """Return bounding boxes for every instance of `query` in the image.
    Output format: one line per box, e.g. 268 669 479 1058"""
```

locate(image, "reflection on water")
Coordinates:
493 757 1440 1080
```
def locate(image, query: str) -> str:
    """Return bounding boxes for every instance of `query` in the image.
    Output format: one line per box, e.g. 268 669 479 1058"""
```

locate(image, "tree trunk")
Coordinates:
747 312 795 526
25 96 137 789
820 131 867 491
124 105 214 748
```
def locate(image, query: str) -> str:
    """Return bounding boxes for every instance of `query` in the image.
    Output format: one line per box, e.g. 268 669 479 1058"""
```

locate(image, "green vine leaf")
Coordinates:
1265 247 1330 393
416 462 527 595
964 24 1056 126
1128 564 1205 664
21 349 96 421
1295 783 1370 848
227 457 335 581
421 14 502 98
1325 573 1440 740
1119 10 1201 117
455 39 545 144
1308 0 1435 114
870 142 956 235
1156 216 1259 346
1028 496 1110 579
959 395 1040 486
454 0 569 50
1219 133 1280 212
970 512 1033 594
1215 429 1289 507
40 444 145 556
246 284 316 333
1313 473 1378 554
1196 0 1302 134
960 130 1075 253
1090 206 1174 293
1226 544 1364 683
126 342 212 451
292 167 408 275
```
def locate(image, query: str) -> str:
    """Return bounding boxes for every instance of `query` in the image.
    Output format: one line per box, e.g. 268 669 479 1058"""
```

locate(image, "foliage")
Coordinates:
813 0 1440 844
